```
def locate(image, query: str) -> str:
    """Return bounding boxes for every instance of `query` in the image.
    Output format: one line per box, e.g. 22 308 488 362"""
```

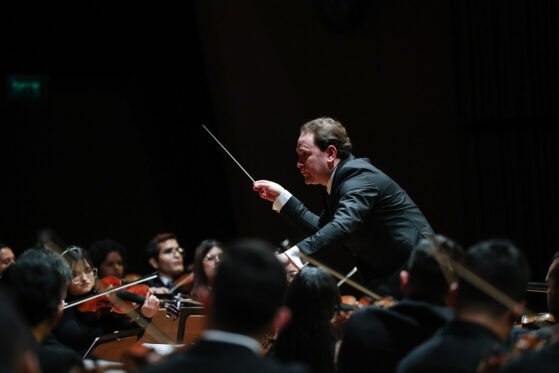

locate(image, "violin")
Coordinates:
332 294 397 328
171 272 194 294
477 326 558 373
122 273 142 283
518 312 556 330
78 275 150 317
64 273 157 313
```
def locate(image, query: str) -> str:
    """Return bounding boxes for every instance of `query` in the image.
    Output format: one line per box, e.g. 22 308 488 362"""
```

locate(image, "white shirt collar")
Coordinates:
326 165 338 195
202 330 262 354
159 274 173 287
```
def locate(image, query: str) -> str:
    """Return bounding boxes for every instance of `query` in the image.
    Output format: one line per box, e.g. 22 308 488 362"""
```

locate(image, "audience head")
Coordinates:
209 238 288 336
89 239 127 278
456 239 529 318
61 246 97 297
145 233 184 278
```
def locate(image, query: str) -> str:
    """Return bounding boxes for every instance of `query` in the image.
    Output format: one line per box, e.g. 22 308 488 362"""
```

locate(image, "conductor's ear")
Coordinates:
326 144 337 161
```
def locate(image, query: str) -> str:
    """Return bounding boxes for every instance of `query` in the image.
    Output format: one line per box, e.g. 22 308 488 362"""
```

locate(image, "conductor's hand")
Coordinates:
253 180 285 202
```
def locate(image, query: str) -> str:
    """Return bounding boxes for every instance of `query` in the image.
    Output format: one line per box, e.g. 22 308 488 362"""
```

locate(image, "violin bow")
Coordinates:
300 254 382 301
63 273 158 309
65 272 177 344
426 235 530 314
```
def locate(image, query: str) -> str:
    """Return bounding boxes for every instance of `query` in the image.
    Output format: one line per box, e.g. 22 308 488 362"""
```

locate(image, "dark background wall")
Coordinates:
1 1 558 281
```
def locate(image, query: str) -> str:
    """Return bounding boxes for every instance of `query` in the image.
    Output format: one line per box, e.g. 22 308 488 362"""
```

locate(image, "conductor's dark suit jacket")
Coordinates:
281 155 433 294
139 340 309 373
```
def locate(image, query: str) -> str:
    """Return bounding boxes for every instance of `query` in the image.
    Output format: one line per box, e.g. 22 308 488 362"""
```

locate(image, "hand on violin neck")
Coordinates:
140 294 160 318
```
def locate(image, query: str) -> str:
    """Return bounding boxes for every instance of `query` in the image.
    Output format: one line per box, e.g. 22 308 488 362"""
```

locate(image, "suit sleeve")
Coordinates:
292 168 378 256
280 195 322 235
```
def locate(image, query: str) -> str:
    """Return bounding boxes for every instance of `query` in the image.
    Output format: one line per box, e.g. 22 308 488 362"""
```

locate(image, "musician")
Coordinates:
190 239 223 301
489 252 559 372
397 239 529 372
0 241 16 275
0 293 39 373
253 117 433 297
53 246 160 356
338 234 463 373
139 238 308 373
272 267 340 373
144 233 189 295
3 252 82 373
89 238 128 279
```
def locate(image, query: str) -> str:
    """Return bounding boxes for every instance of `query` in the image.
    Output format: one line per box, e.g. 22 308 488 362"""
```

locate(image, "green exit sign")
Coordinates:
7 75 44 99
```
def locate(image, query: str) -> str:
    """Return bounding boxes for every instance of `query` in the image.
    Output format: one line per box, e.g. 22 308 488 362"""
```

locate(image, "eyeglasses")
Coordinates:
71 267 97 283
204 254 221 263
162 247 184 255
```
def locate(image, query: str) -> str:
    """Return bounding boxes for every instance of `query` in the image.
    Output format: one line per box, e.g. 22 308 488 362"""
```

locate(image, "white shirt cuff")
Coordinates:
272 189 293 212
284 246 306 269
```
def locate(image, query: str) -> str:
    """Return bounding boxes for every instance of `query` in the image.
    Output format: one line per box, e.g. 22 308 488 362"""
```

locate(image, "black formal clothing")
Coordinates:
53 292 145 357
397 320 506 373
146 275 173 290
501 341 559 373
338 297 452 373
281 155 433 295
30 334 83 373
146 273 184 297
140 340 309 373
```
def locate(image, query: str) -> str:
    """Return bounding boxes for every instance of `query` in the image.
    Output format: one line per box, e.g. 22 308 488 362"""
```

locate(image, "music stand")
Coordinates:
83 328 142 361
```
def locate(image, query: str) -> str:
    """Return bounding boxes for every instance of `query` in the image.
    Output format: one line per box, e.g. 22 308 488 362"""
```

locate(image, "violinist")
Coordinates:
3 250 82 373
144 233 190 296
139 238 308 373
0 241 16 276
89 238 127 279
53 246 160 356
0 293 39 373
397 239 530 373
189 239 224 301
338 235 463 373
272 267 340 373
490 252 559 372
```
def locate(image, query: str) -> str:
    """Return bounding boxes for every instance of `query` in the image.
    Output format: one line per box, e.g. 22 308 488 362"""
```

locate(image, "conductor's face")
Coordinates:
296 131 333 186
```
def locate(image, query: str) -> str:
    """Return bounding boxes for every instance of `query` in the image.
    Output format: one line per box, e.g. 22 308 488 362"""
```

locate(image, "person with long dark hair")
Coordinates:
190 239 224 301
272 266 340 373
